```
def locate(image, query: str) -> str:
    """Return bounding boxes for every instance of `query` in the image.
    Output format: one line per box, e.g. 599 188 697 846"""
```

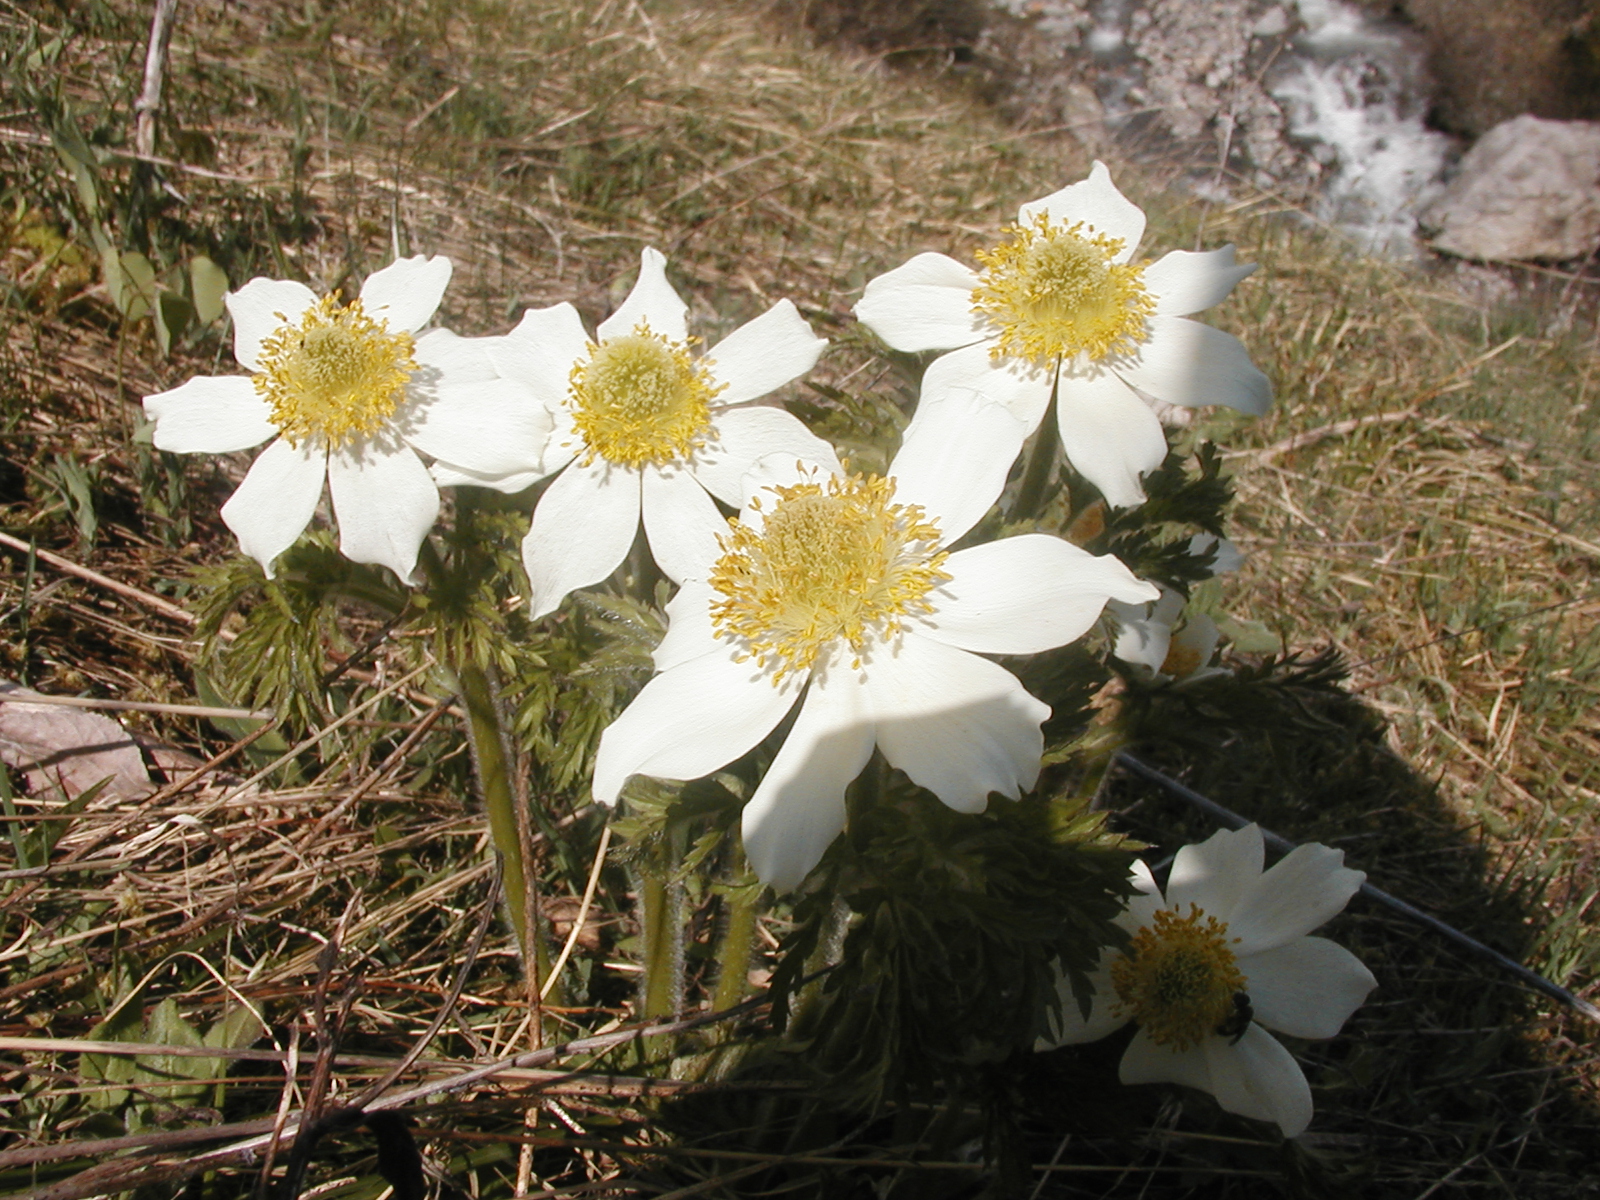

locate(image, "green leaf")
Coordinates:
188 255 229 324
1216 616 1283 654
51 140 100 218
113 251 158 322
133 997 216 1109
154 290 193 356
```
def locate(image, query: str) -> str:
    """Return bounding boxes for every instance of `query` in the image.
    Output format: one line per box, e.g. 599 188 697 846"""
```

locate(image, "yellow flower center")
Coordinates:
252 294 417 450
1161 633 1203 678
568 323 722 468
971 213 1155 367
1110 904 1246 1050
708 473 950 683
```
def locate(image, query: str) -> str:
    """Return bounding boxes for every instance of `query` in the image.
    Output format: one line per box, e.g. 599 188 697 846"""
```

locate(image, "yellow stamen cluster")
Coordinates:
709 473 950 683
1110 905 1246 1050
253 293 417 449
569 323 722 468
971 213 1155 367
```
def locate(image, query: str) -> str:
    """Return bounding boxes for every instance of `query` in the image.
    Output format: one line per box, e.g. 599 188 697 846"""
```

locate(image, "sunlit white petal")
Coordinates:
405 378 553 477
327 438 439 585
1116 316 1273 416
1055 367 1169 508
144 375 277 453
922 536 1159 654
691 406 841 507
219 436 326 577
358 255 451 334
1019 161 1145 262
642 466 726 584
866 633 1048 813
593 652 799 804
654 581 719 672
492 303 594 410
854 252 986 352
1202 1025 1315 1137
523 458 642 619
598 247 688 342
741 669 875 891
704 299 827 406
226 278 317 372
1145 246 1256 316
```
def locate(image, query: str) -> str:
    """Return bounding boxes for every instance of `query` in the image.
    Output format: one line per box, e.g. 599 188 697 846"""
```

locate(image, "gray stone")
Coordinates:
1420 115 1600 262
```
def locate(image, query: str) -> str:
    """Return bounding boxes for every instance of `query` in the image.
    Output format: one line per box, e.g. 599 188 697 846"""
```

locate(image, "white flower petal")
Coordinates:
1020 162 1145 262
1202 1025 1314 1137
1117 316 1273 416
1144 246 1256 317
923 535 1159 655
1055 367 1169 509
865 633 1048 813
642 466 726 584
888 359 1040 545
1119 1027 1214 1092
654 581 719 672
1228 842 1366 956
430 462 546 494
1242 937 1377 1040
918 341 1055 429
226 278 317 372
327 439 439 585
144 375 277 453
1189 533 1244 576
492 303 593 410
741 670 875 891
219 437 326 578
1111 598 1173 672
1170 614 1221 674
358 255 452 334
854 252 986 352
412 327 501 384
522 458 641 619
1166 824 1265 924
592 652 799 804
1038 959 1126 1048
1125 858 1167 929
692 406 841 507
598 247 687 343
405 377 553 478
704 299 827 406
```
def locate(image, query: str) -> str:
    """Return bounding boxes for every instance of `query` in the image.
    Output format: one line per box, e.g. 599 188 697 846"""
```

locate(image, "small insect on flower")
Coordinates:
1038 824 1377 1138
1216 991 1254 1045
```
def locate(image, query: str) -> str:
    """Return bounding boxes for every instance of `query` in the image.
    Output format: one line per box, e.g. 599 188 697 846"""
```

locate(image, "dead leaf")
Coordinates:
0 683 151 802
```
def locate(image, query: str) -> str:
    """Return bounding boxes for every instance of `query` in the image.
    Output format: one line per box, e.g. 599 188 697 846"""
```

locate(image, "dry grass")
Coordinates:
2 0 1600 1195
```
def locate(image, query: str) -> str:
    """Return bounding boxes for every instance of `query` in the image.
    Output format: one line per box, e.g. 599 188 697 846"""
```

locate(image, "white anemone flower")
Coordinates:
143 256 550 584
1038 824 1376 1138
855 162 1272 510
431 248 831 618
591 441 1161 891
1112 535 1241 681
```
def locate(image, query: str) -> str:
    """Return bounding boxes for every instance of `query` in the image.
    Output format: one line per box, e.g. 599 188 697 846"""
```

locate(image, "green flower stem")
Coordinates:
637 870 684 1020
1010 377 1060 524
458 659 538 972
712 880 761 1014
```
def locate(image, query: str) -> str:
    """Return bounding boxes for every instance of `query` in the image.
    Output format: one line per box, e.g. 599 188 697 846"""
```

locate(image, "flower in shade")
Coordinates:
590 440 1160 890
430 248 831 618
1038 824 1376 1137
855 162 1271 509
1111 535 1242 682
142 256 551 583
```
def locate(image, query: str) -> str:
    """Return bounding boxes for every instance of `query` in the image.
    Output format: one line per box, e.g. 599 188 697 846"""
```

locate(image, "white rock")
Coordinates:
1421 115 1600 262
